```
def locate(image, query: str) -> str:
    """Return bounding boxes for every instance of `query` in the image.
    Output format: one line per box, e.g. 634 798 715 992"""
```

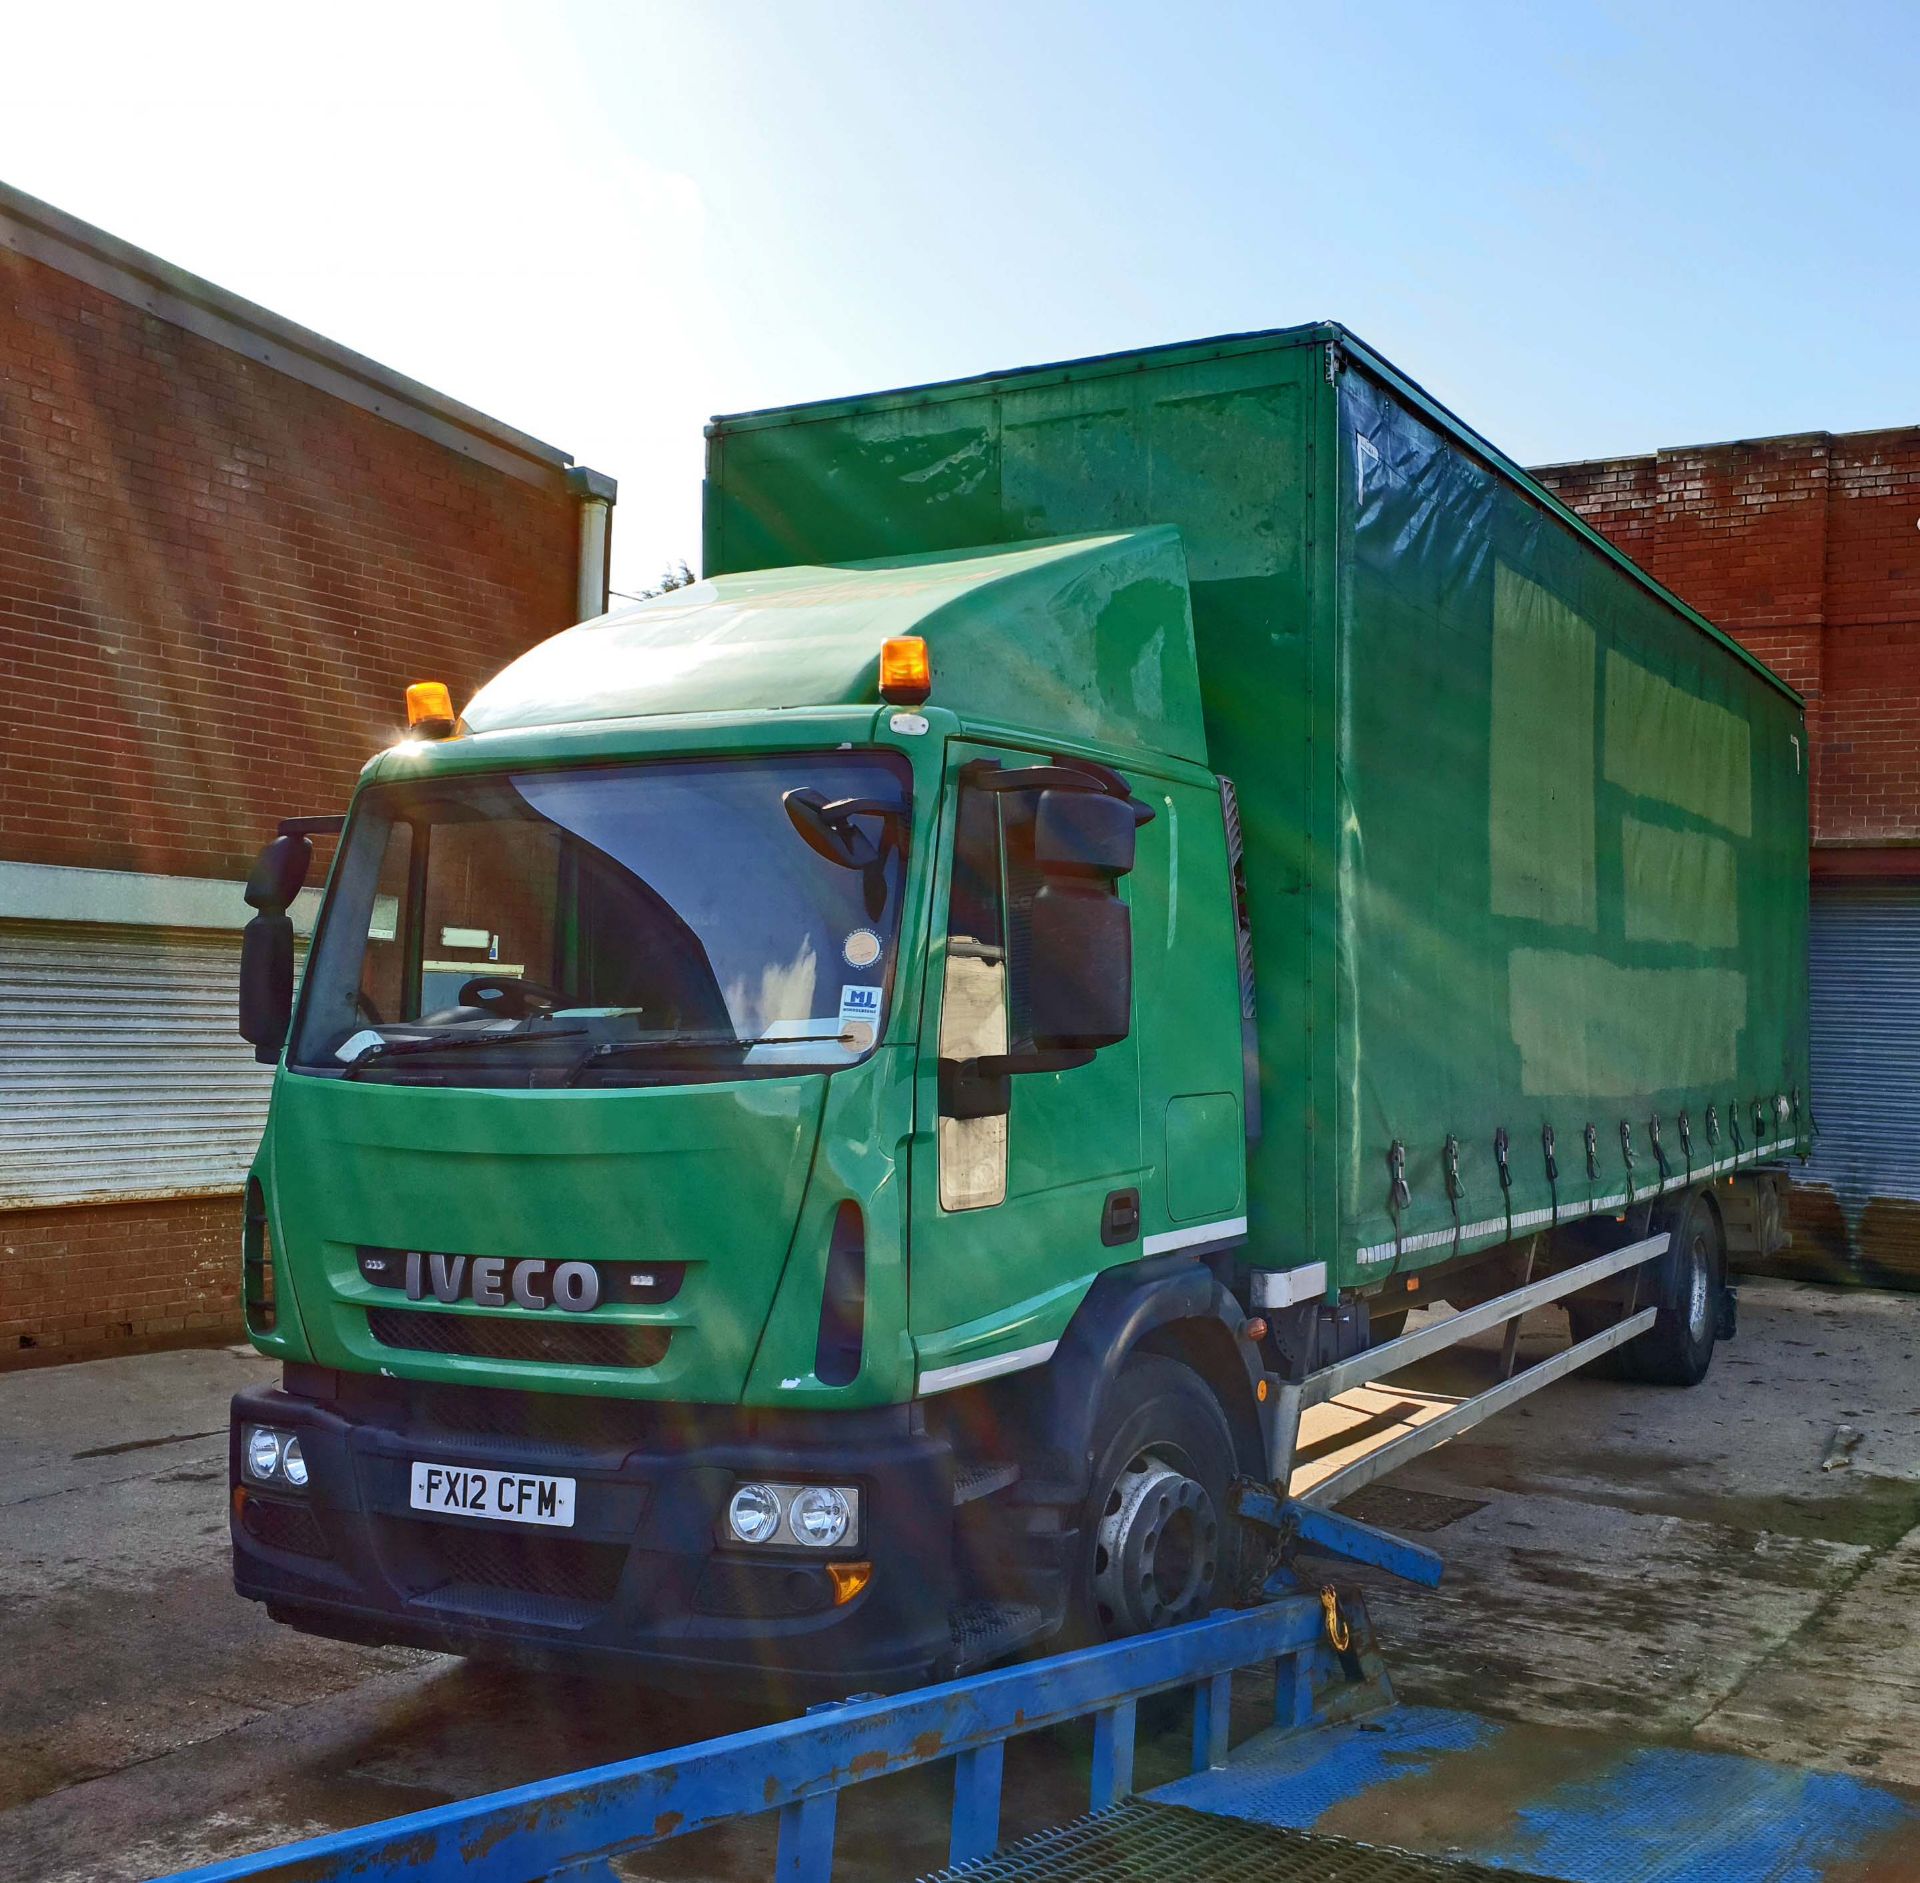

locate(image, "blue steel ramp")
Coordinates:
1144 1704 1920 1882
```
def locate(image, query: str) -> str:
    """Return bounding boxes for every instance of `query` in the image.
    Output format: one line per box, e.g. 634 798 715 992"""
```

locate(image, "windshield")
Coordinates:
290 753 911 1085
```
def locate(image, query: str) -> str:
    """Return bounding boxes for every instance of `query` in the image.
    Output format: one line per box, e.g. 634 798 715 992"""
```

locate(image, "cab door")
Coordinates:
906 739 1147 1383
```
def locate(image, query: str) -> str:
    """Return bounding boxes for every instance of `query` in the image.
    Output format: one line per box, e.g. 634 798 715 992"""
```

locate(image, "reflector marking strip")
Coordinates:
917 1338 1059 1396
1354 1141 1797 1265
1142 1216 1248 1257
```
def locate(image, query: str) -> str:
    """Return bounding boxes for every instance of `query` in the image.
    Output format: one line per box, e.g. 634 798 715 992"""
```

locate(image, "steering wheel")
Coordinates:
456 975 564 1020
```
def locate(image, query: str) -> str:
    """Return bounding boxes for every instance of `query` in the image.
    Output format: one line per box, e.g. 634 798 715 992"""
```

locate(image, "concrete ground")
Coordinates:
2 1276 1917 1882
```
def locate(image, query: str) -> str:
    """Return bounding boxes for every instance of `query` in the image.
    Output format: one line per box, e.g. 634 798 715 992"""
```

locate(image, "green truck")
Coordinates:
229 324 1809 1696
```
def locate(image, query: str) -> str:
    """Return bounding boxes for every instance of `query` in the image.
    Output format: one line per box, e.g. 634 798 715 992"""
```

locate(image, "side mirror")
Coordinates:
1033 789 1137 878
239 912 295 1064
938 773 1141 1111
1026 881 1131 1050
245 834 312 913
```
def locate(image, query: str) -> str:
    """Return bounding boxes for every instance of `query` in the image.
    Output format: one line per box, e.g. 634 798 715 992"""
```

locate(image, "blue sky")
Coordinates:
2 1 1914 594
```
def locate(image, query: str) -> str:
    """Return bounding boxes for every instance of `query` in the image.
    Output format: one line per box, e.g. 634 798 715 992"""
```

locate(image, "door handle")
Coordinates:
1101 1188 1141 1247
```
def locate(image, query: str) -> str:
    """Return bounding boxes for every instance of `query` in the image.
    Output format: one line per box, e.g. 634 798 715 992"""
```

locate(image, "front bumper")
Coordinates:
229 1371 957 1701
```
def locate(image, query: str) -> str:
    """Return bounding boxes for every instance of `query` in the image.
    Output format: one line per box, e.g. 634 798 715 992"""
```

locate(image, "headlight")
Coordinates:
721 1480 862 1549
727 1483 782 1544
242 1424 309 1488
245 1426 283 1482
790 1485 852 1549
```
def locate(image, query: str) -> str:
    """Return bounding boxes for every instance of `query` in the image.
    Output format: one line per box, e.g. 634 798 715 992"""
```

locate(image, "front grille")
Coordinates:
242 1496 331 1558
400 1382 649 1444
408 1522 627 1604
366 1307 670 1369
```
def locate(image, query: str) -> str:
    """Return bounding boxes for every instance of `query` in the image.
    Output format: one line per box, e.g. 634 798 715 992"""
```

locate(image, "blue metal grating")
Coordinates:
1152 1706 1920 1882
922 1799 1558 1882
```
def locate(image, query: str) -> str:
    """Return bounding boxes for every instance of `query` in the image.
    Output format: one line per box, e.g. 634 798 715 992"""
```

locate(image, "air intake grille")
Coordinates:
366 1307 669 1369
241 1496 330 1558
411 1523 627 1603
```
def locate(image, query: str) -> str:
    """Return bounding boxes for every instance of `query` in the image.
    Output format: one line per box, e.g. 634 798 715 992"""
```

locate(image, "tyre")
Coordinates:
1072 1354 1240 1644
1569 1190 1722 1387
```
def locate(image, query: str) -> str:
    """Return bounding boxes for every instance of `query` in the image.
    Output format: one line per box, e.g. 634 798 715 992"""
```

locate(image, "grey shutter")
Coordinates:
0 919 291 1208
1799 885 1920 1281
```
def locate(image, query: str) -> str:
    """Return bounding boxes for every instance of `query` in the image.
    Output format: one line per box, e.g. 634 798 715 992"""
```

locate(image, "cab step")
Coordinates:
949 1599 1049 1672
952 1461 1022 1506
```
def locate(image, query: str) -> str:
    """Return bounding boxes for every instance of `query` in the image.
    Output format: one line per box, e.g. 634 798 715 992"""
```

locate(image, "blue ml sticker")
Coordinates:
838 983 881 1046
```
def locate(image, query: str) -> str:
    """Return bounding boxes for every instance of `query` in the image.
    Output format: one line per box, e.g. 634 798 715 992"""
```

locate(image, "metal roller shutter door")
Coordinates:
0 919 286 1209
1796 885 1920 1284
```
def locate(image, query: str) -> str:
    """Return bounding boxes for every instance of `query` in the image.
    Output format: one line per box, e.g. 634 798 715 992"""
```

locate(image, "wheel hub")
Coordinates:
1092 1454 1220 1636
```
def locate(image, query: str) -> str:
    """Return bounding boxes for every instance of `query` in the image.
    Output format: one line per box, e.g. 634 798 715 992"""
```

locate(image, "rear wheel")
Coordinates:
1570 1190 1722 1387
1073 1354 1238 1643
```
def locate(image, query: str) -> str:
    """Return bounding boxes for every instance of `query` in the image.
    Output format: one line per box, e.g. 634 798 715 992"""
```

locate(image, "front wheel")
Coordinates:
1073 1354 1240 1642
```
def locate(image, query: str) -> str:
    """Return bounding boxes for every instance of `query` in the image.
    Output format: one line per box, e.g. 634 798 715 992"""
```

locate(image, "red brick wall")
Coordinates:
1 1197 239 1367
1535 429 1920 848
0 244 579 882
1 241 583 1366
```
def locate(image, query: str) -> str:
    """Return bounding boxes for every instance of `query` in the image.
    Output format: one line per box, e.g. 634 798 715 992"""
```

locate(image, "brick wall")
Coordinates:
0 230 584 1366
1 1198 239 1367
0 245 579 882
1535 428 1920 848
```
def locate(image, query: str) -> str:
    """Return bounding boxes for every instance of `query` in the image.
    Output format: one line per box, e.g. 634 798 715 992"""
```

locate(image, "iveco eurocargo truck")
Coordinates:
228 324 1809 1696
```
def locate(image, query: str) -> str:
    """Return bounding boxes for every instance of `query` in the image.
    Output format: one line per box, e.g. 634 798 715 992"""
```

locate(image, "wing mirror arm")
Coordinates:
937 1048 1096 1121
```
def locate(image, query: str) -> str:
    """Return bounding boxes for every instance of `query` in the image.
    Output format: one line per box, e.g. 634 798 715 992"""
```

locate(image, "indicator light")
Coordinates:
878 636 931 706
828 1561 872 1605
405 680 457 738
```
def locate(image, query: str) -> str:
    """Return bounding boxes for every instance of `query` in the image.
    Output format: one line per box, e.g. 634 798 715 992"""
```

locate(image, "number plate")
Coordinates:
409 1461 576 1527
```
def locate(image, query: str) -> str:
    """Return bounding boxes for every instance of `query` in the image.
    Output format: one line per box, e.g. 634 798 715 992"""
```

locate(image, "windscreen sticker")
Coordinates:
842 928 882 969
838 983 881 1049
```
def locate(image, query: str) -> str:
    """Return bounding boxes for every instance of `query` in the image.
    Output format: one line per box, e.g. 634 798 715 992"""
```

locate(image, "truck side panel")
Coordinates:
1332 368 1811 1289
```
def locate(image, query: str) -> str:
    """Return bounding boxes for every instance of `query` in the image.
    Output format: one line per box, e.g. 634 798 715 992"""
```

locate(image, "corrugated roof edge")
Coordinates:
0 177 575 490
707 320 1801 709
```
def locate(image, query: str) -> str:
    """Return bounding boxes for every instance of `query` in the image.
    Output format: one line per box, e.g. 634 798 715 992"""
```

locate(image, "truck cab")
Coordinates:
229 531 1265 1697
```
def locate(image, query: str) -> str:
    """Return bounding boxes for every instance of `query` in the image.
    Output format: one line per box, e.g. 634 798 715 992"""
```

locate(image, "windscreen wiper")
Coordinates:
561 1029 853 1083
344 1026 586 1075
